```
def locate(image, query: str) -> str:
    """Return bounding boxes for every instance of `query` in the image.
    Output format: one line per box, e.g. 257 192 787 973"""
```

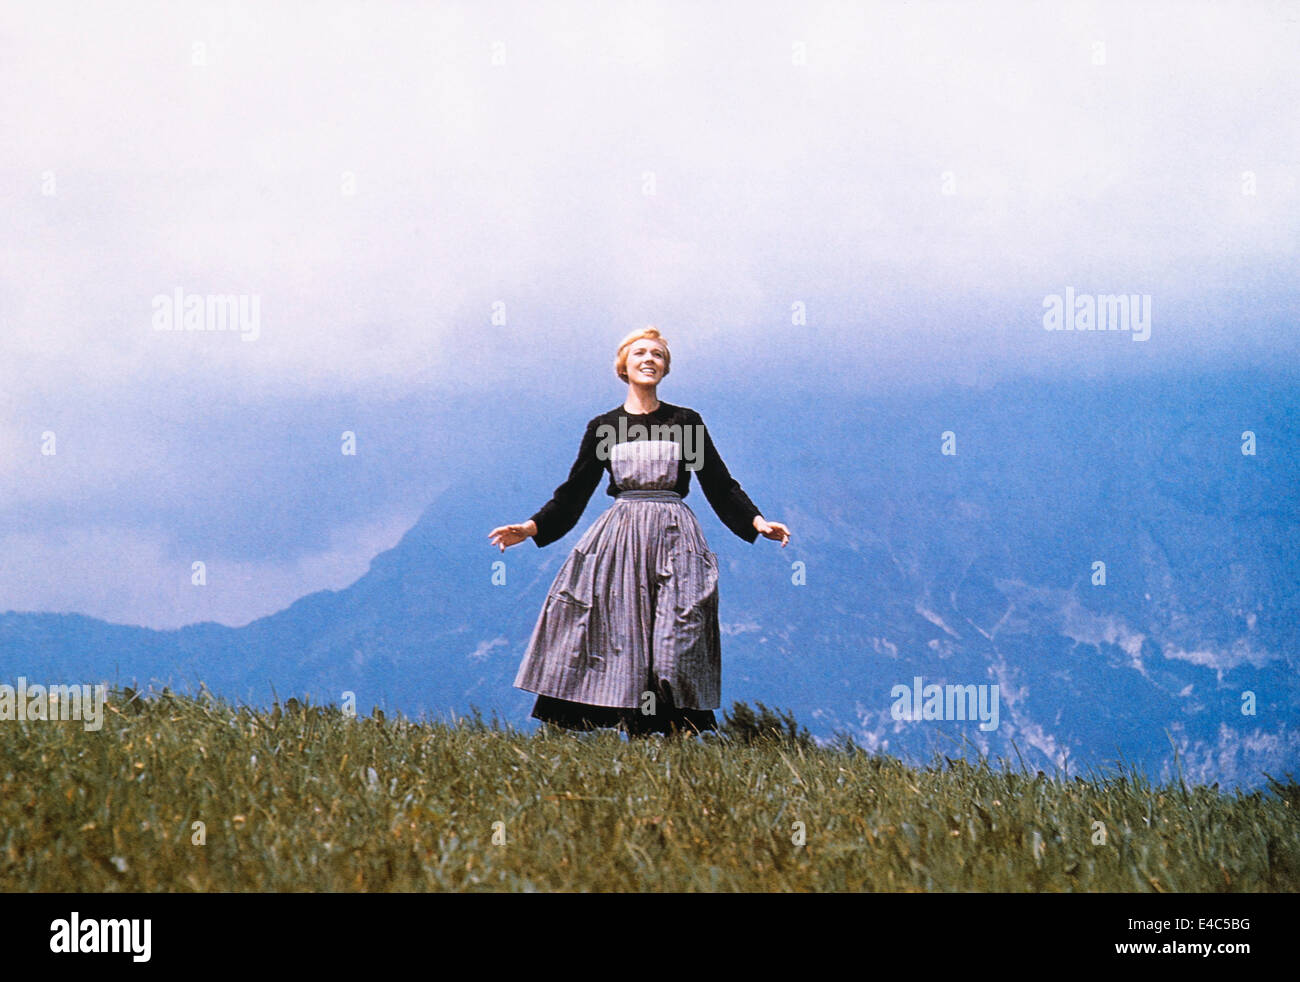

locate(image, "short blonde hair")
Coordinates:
614 327 671 382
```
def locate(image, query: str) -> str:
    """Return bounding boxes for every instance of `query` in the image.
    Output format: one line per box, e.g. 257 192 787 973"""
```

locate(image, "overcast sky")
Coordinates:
2 0 1296 627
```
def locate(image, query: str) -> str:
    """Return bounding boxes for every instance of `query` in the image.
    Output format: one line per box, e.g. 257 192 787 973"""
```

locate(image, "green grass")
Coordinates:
2 687 1296 892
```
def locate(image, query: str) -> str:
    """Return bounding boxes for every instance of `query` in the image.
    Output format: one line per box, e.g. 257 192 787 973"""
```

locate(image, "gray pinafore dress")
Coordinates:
514 438 721 714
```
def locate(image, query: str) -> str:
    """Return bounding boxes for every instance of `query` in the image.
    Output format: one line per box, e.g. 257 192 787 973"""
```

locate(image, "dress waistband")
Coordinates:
615 489 682 501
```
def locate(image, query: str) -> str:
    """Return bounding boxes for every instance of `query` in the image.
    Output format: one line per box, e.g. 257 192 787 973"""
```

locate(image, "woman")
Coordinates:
489 328 790 736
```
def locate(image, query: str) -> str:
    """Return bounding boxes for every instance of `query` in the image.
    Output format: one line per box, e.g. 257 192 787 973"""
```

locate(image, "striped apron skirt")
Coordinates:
514 440 722 733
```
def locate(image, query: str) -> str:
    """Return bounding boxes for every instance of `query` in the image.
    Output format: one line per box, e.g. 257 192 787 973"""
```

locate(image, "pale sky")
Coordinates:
2 0 1296 627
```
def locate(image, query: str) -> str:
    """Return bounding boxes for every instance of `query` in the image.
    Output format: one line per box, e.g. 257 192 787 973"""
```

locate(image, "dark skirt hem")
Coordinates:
531 694 717 736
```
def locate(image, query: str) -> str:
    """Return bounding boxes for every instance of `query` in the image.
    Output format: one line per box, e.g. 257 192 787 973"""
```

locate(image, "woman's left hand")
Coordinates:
753 516 791 547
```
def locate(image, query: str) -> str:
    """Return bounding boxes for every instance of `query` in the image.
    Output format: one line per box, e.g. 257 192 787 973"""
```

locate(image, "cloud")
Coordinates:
4 1 1297 400
0 508 420 630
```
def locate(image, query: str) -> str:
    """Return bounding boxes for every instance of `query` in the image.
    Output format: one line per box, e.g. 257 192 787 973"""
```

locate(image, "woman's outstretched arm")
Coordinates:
489 416 604 551
751 513 791 547
488 518 537 551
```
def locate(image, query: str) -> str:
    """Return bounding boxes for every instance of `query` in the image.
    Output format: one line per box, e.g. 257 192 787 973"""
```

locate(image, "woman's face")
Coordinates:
625 339 667 386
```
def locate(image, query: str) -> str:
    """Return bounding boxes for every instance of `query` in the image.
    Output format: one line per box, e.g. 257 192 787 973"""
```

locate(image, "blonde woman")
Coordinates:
489 328 790 736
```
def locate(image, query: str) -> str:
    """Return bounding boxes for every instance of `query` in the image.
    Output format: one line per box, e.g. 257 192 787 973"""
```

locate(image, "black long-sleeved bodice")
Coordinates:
528 401 763 548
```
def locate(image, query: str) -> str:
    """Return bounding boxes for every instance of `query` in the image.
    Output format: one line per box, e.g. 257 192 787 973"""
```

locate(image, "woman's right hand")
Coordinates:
488 520 537 552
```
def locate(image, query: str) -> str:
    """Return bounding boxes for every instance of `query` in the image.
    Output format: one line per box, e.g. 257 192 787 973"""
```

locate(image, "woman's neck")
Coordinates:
623 385 660 415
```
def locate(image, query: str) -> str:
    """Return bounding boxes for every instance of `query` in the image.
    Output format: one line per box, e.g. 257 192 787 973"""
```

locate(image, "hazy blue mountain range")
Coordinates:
3 369 1296 789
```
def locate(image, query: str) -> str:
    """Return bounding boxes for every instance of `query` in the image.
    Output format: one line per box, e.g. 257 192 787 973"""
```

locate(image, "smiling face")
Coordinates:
619 335 670 385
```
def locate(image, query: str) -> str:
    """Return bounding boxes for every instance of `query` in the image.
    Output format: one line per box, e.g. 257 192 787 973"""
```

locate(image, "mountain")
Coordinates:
3 368 1297 789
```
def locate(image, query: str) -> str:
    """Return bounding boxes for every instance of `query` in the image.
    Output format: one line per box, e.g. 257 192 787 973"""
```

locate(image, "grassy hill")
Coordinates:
2 687 1296 892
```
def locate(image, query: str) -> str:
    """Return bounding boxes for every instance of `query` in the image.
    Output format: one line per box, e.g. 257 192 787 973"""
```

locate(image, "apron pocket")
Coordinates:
552 549 596 609
668 547 718 617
